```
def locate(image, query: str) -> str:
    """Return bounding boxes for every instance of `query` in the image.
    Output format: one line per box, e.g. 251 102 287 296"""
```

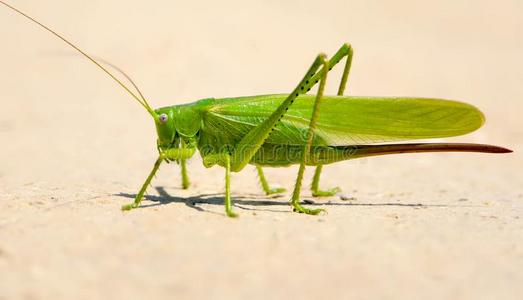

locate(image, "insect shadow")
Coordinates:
116 187 293 214
115 187 455 215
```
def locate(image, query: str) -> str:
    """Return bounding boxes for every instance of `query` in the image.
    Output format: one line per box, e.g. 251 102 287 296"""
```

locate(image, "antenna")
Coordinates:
0 1 156 117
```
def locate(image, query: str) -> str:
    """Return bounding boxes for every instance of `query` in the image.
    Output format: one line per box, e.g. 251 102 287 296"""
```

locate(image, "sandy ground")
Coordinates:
1 0 522 299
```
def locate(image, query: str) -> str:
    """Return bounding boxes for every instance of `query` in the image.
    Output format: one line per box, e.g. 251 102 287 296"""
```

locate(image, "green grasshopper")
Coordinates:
2 1 512 217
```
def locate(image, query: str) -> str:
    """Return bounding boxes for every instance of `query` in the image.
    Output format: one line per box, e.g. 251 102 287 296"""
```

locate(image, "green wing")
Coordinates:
199 94 485 146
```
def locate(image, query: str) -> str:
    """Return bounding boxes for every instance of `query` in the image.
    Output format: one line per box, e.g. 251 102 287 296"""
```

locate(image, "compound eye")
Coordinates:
159 113 168 123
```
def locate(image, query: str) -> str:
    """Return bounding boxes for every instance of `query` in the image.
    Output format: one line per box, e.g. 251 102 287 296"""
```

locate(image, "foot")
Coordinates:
121 203 139 211
226 208 239 218
312 186 341 197
265 187 286 196
291 201 325 215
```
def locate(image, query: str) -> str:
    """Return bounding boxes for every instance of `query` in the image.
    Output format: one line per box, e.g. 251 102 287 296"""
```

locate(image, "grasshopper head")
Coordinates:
153 105 201 153
154 107 177 151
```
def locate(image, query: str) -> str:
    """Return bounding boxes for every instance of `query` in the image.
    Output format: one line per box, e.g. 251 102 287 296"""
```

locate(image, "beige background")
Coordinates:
0 0 522 299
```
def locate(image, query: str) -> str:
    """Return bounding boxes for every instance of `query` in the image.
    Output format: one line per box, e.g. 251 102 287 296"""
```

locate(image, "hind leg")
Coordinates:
290 54 330 214
311 43 353 197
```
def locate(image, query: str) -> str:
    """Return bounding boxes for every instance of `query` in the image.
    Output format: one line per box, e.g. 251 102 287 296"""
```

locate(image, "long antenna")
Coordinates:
0 1 156 117
92 56 148 102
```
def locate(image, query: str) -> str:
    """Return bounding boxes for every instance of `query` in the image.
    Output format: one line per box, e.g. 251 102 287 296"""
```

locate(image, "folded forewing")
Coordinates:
201 94 485 146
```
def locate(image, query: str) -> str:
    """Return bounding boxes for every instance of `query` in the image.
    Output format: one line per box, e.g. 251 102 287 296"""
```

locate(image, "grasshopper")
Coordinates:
1 1 511 217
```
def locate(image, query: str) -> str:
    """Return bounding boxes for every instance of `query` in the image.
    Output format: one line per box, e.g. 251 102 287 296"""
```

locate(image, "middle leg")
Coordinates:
256 165 286 195
179 140 191 189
